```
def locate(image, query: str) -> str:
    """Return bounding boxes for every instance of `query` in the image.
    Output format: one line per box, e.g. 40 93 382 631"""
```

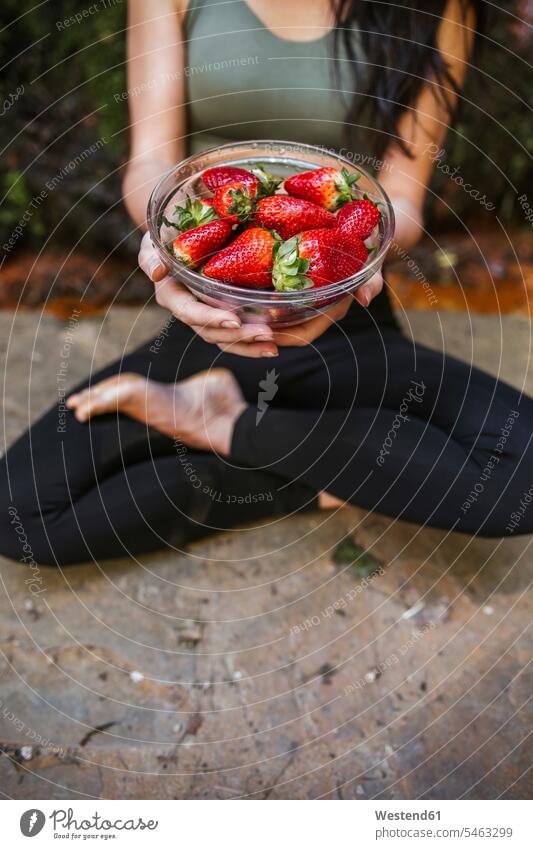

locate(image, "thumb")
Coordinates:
353 272 384 307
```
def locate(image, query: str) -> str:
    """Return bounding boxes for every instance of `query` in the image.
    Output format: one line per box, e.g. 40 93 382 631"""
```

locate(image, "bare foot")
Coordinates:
66 369 247 456
318 491 347 510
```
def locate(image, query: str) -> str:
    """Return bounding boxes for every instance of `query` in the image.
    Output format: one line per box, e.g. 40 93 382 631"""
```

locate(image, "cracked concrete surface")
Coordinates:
0 305 531 799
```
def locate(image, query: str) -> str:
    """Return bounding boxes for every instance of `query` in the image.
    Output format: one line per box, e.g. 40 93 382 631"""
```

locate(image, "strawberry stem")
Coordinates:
272 236 314 292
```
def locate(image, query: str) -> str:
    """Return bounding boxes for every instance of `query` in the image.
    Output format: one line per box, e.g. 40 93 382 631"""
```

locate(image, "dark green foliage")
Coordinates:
0 1 530 259
425 6 533 228
0 0 130 257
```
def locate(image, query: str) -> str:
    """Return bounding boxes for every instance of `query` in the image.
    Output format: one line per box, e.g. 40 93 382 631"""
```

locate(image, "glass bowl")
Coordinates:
147 140 395 327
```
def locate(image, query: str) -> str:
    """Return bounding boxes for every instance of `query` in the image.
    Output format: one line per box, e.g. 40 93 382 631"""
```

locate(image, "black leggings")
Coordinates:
1 317 533 566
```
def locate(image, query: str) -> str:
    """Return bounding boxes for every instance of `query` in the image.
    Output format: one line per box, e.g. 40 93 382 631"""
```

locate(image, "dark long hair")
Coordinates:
332 0 486 158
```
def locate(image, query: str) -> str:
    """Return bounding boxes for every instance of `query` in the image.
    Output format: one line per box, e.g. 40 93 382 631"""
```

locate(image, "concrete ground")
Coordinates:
0 304 531 799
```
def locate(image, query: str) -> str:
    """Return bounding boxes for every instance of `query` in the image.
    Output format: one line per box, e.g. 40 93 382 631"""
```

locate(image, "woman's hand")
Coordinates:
139 232 383 354
138 232 279 358
271 272 384 347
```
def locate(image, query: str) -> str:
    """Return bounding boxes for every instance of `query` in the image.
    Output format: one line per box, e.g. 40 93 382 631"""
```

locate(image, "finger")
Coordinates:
149 261 168 283
272 319 327 347
271 295 353 347
139 232 168 282
216 341 279 358
192 324 274 344
353 273 384 307
272 305 345 346
154 276 241 328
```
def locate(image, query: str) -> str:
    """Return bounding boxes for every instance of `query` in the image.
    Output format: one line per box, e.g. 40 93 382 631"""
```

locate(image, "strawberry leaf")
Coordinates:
334 167 361 208
251 164 282 199
173 196 217 231
272 236 313 291
362 192 382 210
227 186 255 221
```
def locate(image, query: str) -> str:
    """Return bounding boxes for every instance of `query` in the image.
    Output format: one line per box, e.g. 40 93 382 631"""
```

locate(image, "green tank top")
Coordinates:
184 0 359 154
183 0 399 331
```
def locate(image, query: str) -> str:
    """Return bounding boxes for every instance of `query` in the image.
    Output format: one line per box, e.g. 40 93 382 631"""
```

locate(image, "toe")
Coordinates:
72 389 112 422
67 374 149 422
67 380 122 422
66 388 89 408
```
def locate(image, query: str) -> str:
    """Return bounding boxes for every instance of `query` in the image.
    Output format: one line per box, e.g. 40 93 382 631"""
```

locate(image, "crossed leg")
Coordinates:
64 321 533 541
2 319 532 566
0 321 320 566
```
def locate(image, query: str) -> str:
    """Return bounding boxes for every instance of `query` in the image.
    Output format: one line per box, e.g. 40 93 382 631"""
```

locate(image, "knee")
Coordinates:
461 480 533 539
472 516 533 539
0 457 59 567
493 489 533 538
0 456 25 562
494 443 533 537
466 516 519 539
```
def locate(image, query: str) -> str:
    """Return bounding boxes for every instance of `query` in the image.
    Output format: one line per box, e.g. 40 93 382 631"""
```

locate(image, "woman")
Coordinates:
1 0 532 566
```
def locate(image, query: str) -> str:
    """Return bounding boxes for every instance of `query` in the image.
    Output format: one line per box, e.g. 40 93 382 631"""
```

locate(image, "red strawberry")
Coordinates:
341 233 369 267
213 180 258 224
254 195 335 240
202 163 280 198
272 229 367 291
335 198 380 239
202 165 255 192
285 167 360 211
170 195 218 232
172 219 232 268
203 227 277 289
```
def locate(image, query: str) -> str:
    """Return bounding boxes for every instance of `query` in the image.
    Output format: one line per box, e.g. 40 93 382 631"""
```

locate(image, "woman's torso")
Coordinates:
184 0 357 153
183 0 399 331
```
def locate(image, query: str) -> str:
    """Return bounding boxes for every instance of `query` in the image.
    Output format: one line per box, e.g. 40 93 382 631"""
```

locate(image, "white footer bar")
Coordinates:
3 799 531 848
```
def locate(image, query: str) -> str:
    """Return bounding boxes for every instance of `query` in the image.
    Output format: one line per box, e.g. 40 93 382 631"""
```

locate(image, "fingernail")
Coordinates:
263 351 278 358
360 285 371 307
255 334 273 342
149 260 163 280
221 320 240 329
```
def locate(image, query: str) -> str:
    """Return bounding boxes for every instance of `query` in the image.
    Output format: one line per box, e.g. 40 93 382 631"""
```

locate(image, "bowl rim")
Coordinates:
147 139 395 302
